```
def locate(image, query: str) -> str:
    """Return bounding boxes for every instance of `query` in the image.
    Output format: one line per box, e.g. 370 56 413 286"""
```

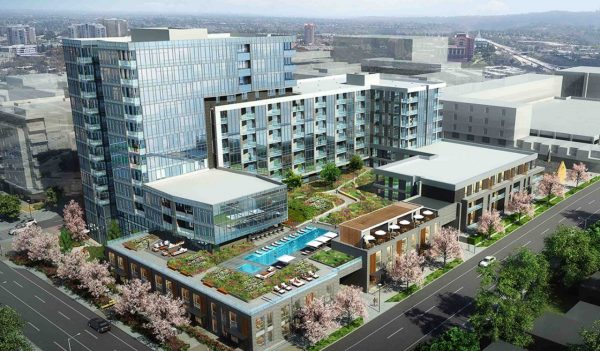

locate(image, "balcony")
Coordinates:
336 147 347 154
88 139 103 147
336 122 347 129
293 143 305 151
81 91 97 99
84 123 100 131
293 156 305 165
118 60 137 69
242 140 256 149
241 126 256 135
131 179 143 187
268 121 281 129
238 68 251 77
242 154 256 163
315 151 327 159
123 96 140 105
402 97 419 104
293 118 305 125
355 142 365 149
267 108 281 116
315 114 327 121
337 134 347 142
316 138 327 147
94 184 108 193
270 148 282 157
82 107 99 115
335 110 347 117
76 57 92 64
292 105 304 113
128 131 143 139
269 135 282 143
315 126 327 134
128 146 144 154
336 99 347 105
90 168 106 177
293 131 304 139
269 161 282 169
355 130 365 137
241 113 255 121
237 52 250 61
120 78 138 88
125 114 142 123
78 74 94 81
315 102 327 108
284 64 295 73
89 154 104 162
239 84 251 93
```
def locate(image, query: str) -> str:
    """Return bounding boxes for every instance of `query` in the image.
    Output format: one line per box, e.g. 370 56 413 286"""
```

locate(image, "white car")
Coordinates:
479 256 496 267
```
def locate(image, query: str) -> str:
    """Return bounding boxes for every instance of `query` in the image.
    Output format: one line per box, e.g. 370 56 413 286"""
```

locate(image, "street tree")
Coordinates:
115 279 152 318
144 293 189 342
477 210 504 238
0 306 32 351
78 260 115 298
568 162 591 188
282 170 302 189
27 232 60 264
348 154 364 172
320 162 341 185
416 327 479 351
63 200 87 241
0 194 21 221
296 297 338 345
507 190 534 223
387 250 424 289
471 248 549 347
58 227 74 253
12 225 42 254
334 285 368 326
537 173 565 204
44 187 58 208
543 225 600 288
574 320 600 351
107 219 122 241
428 226 463 266
56 250 89 281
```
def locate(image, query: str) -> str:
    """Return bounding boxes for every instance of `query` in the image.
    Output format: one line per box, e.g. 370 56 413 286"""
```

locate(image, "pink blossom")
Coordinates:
334 285 368 325
143 292 189 342
12 225 42 253
56 250 89 281
428 226 463 266
27 232 60 263
387 250 424 289
537 173 565 200
568 162 591 187
78 260 114 298
477 210 505 238
297 297 338 345
114 279 152 317
507 190 534 222
63 200 88 241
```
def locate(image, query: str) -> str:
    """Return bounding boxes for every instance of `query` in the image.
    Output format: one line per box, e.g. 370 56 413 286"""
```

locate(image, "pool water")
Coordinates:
244 227 328 266
238 263 263 274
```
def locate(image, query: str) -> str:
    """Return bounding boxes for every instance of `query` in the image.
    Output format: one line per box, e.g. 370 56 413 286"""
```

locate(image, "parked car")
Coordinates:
88 317 111 333
479 256 496 267
8 219 38 235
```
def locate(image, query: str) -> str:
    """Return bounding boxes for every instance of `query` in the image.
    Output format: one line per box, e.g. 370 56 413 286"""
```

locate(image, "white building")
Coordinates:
100 18 128 37
7 25 36 45
68 23 107 38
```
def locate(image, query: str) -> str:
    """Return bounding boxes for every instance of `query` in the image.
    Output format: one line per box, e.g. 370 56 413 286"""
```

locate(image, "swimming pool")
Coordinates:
244 227 328 266
238 263 263 274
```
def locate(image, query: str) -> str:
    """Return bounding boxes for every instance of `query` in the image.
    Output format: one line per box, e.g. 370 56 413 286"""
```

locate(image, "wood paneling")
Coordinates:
369 254 376 274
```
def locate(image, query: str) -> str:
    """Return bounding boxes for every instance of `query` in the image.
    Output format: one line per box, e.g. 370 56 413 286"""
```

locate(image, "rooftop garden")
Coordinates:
287 186 343 225
310 249 355 268
167 241 254 276
122 234 160 251
202 260 318 301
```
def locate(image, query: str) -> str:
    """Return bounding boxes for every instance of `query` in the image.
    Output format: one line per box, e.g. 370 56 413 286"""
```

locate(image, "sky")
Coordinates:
2 0 599 18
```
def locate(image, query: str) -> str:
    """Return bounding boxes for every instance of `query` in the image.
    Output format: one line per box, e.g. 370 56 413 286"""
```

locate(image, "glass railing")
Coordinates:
118 60 137 69
76 57 92 64
241 113 255 121
125 114 142 122
270 149 282 156
267 109 281 115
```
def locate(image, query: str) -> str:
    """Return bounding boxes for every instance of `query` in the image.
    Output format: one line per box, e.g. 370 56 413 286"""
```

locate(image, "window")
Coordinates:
483 128 487 135
375 250 382 269
485 107 489 113
470 105 474 112
469 116 473 122
165 279 173 294
502 109 506 116
108 252 116 265
467 134 474 141
453 113 457 120
501 120 505 127
482 136 490 143
141 267 150 282
193 293 202 309
130 263 138 277
181 288 190 304
117 256 125 270
485 118 488 124
452 132 459 138
500 130 504 137
454 103 458 110
453 124 457 130
155 275 163 291
468 126 472 132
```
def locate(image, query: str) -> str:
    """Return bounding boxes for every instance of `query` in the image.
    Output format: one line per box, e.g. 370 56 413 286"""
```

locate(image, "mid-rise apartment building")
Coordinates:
100 18 128 37
68 23 107 39
7 25 36 45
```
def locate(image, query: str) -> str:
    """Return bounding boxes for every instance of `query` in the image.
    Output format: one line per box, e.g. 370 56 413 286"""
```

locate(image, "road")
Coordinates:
0 260 153 351
326 181 600 351
483 38 559 71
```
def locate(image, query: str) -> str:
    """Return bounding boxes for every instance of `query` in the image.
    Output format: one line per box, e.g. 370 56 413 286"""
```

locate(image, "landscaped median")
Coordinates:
472 175 600 248
386 259 463 302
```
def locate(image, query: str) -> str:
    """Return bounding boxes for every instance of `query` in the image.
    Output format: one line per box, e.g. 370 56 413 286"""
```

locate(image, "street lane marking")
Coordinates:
542 229 549 235
58 311 71 320
53 341 67 351
13 281 23 288
454 286 464 294
84 329 99 339
34 295 46 303
576 206 582 211
108 331 138 351
0 285 92 351
386 327 404 339
27 322 40 332
405 302 473 350
522 240 532 247
589 200 596 205
559 218 566 223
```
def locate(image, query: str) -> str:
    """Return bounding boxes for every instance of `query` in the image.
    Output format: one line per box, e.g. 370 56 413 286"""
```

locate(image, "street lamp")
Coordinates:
26 199 32 220
67 332 81 351
377 283 383 312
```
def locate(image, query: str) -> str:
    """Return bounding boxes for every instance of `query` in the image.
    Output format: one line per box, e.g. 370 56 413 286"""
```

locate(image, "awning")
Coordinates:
277 255 296 264
306 240 323 248
374 230 387 236
323 232 338 239
399 220 411 225
315 236 331 243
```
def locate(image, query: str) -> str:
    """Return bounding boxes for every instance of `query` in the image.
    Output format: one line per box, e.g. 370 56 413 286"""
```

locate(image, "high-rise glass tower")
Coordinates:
63 28 295 241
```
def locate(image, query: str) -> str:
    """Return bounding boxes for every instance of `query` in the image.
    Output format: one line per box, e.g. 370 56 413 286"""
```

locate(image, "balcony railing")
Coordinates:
118 60 137 69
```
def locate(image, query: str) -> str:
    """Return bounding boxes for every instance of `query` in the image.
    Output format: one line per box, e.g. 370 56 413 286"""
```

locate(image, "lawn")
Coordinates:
287 186 343 225
202 260 318 301
167 241 255 276
122 234 160 251
310 249 354 267
321 195 392 225
84 245 105 262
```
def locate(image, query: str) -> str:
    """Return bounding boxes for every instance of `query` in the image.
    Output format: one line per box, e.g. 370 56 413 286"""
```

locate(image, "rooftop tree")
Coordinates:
334 285 368 326
477 210 505 238
537 173 565 204
282 169 302 189
507 190 534 224
428 226 463 266
387 250 424 289
348 154 364 172
320 162 341 185
568 162 591 188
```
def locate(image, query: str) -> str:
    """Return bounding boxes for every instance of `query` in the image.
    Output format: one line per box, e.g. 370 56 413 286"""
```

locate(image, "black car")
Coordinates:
88 317 111 333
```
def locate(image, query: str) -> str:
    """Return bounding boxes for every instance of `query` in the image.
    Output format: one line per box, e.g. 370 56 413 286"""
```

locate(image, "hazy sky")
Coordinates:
2 0 599 17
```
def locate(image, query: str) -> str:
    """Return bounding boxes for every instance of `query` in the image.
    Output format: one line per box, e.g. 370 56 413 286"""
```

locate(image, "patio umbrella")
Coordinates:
277 255 296 264
423 210 433 216
374 230 387 236
414 214 424 220
306 240 323 248
363 235 375 241
389 224 400 230
399 220 411 225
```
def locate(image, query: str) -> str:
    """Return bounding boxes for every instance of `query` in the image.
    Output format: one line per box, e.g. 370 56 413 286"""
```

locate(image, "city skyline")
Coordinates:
2 0 599 18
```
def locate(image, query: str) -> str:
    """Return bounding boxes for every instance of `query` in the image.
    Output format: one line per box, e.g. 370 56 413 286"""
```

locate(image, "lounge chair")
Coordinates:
267 266 275 272
302 274 313 281
262 246 270 251
170 247 187 256
273 286 284 294
306 226 316 230
309 271 320 279
281 283 292 291
255 250 263 255
290 278 305 287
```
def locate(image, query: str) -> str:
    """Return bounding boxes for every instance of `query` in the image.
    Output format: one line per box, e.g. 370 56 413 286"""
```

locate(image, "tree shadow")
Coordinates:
404 292 475 335
436 291 475 319
560 209 599 228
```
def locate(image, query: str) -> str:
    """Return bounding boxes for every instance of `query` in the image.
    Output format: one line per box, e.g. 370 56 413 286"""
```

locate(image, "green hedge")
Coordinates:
467 236 483 245
308 318 364 351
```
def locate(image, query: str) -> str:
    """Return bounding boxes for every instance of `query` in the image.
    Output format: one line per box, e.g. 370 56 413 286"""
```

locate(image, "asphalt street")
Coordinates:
0 259 153 351
326 181 600 351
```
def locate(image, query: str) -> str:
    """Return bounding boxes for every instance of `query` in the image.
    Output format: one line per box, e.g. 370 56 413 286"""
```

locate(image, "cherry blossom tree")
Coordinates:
12 225 42 253
537 173 565 204
144 292 189 342
477 210 505 239
27 232 60 264
297 297 338 345
387 250 424 289
78 260 114 298
63 200 87 241
428 227 463 266
114 279 152 317
56 250 89 281
507 190 534 223
334 285 368 326
568 162 591 188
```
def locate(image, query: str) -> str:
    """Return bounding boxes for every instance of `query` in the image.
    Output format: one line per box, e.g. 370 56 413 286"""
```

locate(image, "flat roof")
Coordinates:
441 73 560 106
376 141 537 190
341 202 421 231
531 98 600 138
559 66 600 74
145 169 282 205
